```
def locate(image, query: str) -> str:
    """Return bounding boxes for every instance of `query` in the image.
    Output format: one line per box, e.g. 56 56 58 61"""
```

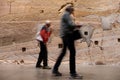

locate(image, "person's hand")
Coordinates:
76 25 82 28
49 27 53 33
75 22 82 28
44 42 47 45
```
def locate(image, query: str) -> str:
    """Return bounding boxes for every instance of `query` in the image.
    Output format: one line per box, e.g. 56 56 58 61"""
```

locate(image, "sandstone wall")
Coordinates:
0 0 120 64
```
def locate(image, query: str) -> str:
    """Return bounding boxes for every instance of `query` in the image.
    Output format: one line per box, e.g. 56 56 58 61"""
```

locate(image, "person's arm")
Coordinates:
65 14 82 29
48 27 52 36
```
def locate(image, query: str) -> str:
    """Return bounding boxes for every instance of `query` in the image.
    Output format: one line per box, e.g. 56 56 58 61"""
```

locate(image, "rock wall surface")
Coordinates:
0 0 120 64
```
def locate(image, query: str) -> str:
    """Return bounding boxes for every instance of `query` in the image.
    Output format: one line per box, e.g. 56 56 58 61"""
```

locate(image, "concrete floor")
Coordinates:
0 63 120 80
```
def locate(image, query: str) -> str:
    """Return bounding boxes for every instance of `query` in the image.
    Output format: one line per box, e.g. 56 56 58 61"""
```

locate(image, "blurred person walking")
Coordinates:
52 6 83 79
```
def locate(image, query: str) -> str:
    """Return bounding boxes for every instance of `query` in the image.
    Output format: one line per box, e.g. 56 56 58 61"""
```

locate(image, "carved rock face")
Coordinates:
80 24 94 47
0 0 120 18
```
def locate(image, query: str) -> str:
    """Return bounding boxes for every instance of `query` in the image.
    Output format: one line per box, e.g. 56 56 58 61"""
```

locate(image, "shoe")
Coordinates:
52 70 62 76
36 65 43 68
43 66 51 69
70 73 83 79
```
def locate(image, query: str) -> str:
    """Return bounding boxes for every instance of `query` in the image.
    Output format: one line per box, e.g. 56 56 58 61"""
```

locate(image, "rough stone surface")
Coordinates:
0 0 120 64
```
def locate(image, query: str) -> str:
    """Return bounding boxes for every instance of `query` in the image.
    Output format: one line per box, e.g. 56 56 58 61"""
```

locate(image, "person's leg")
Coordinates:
42 44 48 66
67 36 76 74
52 37 67 76
36 41 44 68
68 35 83 79
42 44 51 69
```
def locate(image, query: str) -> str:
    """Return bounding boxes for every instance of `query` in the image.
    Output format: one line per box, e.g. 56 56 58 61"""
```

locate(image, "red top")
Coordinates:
40 27 51 43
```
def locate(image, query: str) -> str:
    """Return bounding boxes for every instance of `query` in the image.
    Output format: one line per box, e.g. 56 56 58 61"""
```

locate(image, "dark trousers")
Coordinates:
53 34 76 74
36 41 48 67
